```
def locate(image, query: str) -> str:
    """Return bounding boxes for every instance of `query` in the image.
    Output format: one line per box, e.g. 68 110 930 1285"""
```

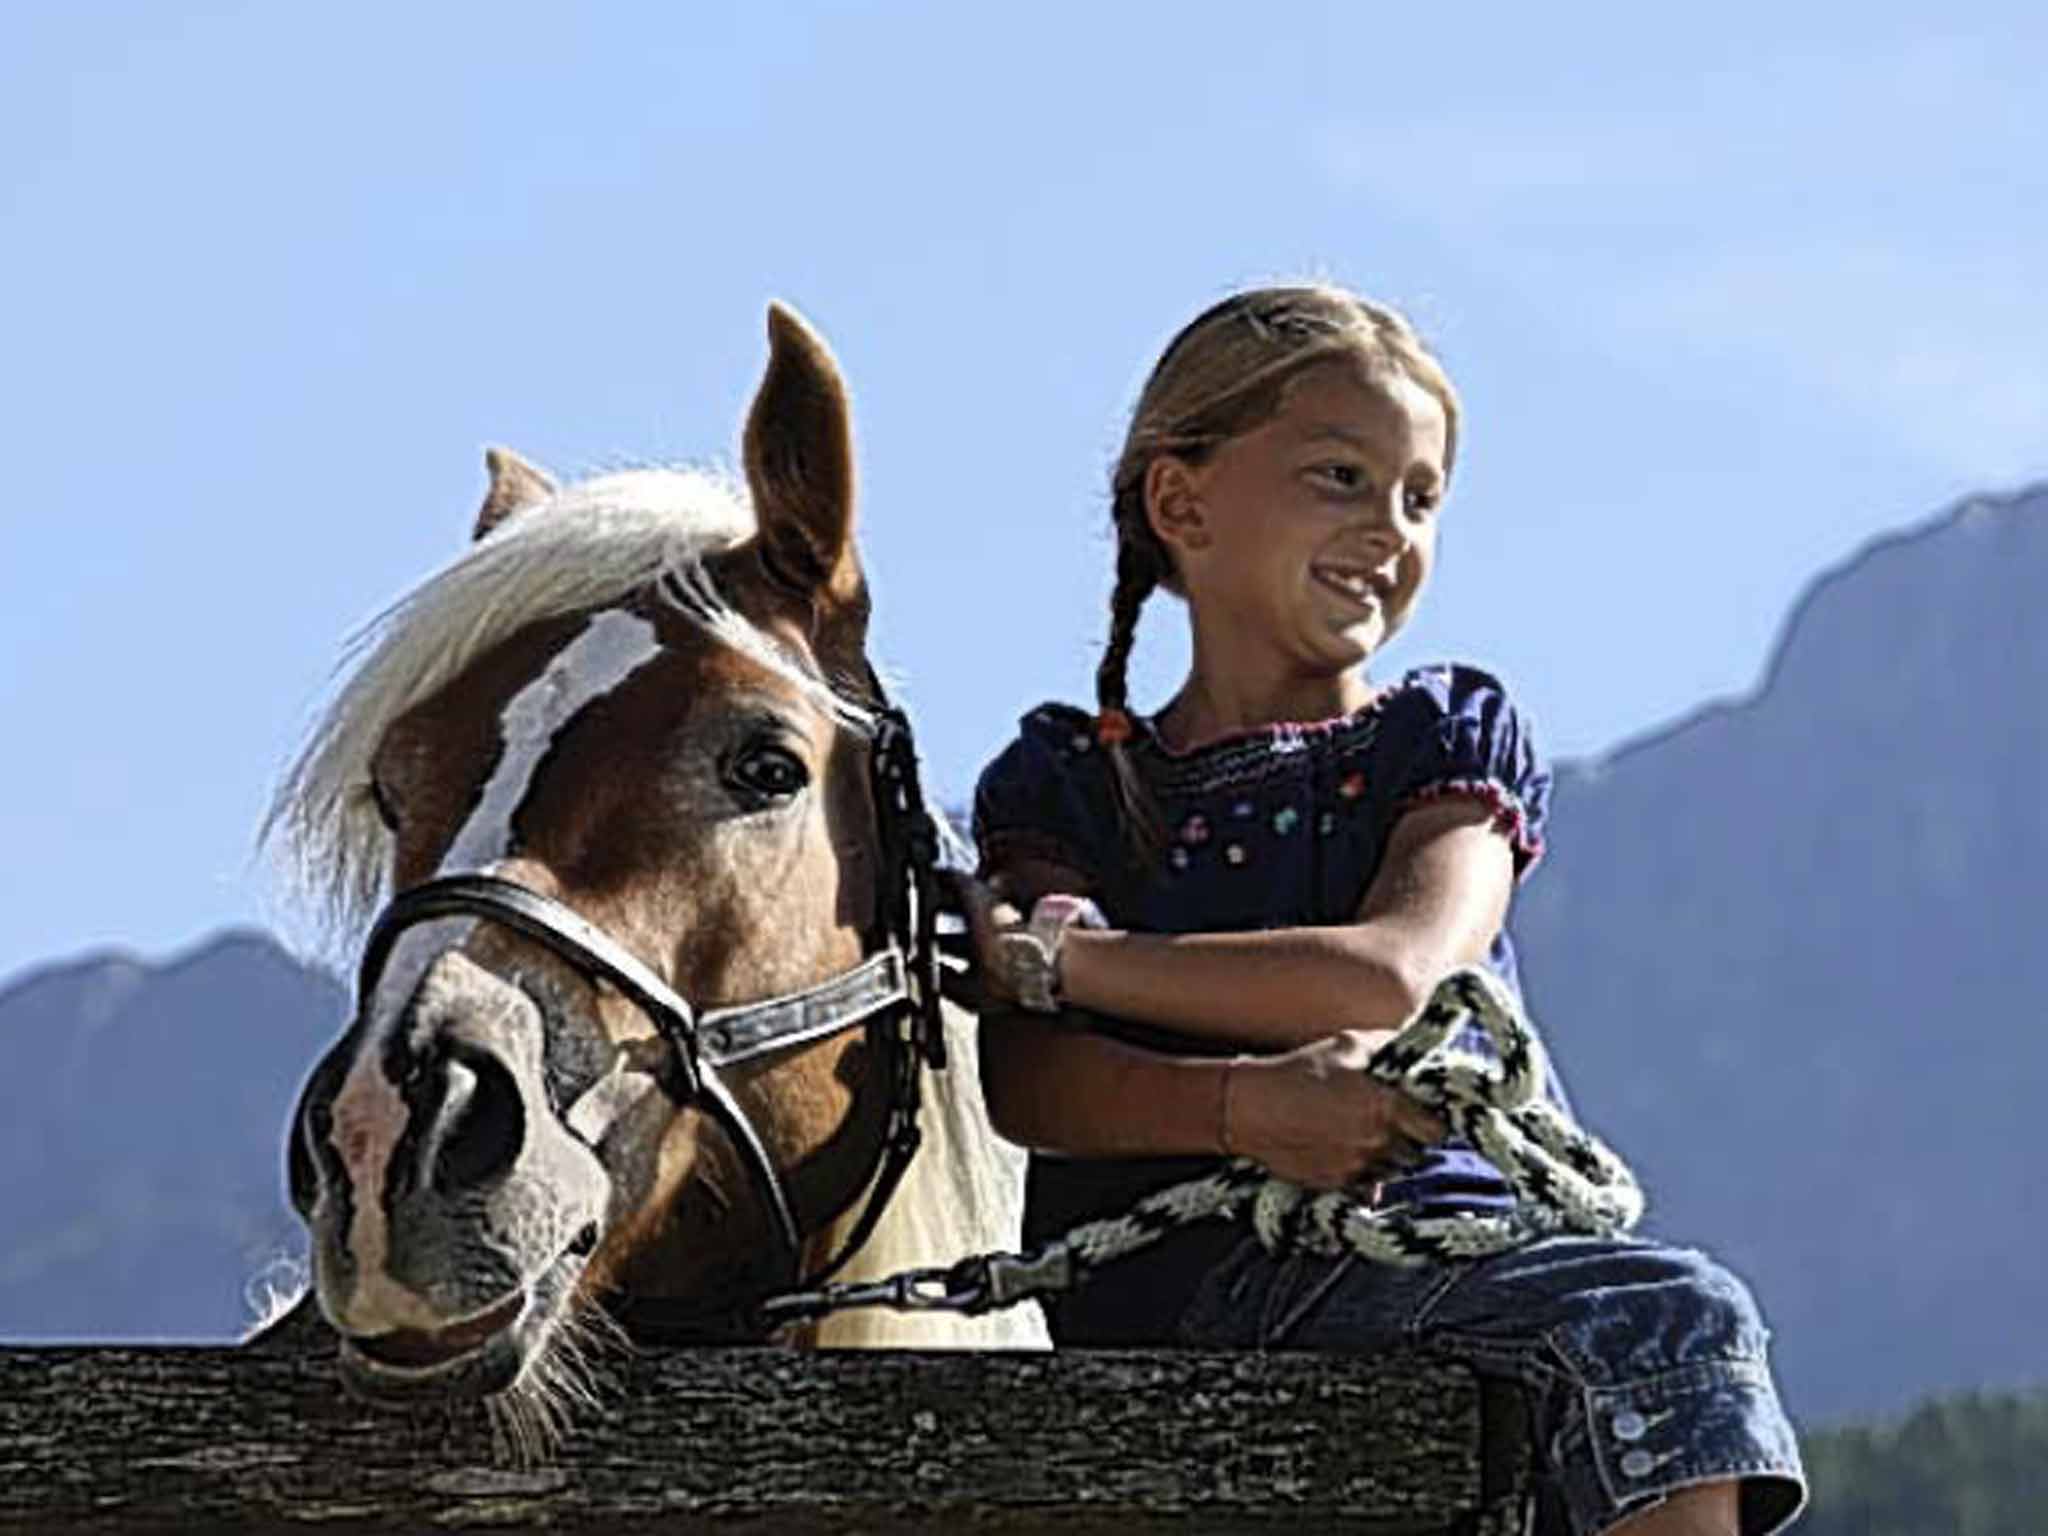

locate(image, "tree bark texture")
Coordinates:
0 1329 1533 1533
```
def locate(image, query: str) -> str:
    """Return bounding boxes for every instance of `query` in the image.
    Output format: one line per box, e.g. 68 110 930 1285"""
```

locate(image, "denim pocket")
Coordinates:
1174 1236 1270 1346
1259 1253 1475 1354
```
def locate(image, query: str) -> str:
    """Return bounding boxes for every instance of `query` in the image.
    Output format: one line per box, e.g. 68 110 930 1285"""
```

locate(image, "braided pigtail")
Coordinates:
1096 488 1168 865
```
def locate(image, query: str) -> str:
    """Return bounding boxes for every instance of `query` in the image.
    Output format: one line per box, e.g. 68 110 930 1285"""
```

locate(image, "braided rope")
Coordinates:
1054 966 1643 1279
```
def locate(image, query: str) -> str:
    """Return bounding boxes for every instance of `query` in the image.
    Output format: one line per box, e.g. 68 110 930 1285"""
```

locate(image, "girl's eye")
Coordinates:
1405 486 1441 515
725 742 810 803
1313 463 1366 491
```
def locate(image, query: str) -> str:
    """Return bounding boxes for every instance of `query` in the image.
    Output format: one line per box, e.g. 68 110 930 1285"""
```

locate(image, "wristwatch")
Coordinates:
997 894 1108 1013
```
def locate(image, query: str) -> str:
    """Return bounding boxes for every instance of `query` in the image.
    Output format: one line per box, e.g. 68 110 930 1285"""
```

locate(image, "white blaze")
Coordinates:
441 609 665 875
326 610 665 1328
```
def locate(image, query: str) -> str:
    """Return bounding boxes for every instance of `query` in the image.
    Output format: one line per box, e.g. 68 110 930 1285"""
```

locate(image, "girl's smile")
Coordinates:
1307 562 1392 610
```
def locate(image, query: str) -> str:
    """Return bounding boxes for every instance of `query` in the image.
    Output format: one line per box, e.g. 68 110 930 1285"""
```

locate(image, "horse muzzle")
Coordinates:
291 949 613 1398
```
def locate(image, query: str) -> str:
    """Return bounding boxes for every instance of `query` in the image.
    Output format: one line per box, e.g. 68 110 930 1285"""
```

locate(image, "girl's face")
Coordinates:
1150 359 1449 681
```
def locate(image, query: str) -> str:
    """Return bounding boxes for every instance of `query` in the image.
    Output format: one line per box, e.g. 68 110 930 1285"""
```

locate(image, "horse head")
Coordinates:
272 306 965 1421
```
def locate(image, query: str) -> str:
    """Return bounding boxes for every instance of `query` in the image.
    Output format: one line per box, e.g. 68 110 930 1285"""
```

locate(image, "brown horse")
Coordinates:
265 306 1045 1435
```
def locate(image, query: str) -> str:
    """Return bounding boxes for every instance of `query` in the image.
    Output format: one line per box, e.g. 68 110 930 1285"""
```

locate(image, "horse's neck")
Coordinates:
811 1002 1050 1349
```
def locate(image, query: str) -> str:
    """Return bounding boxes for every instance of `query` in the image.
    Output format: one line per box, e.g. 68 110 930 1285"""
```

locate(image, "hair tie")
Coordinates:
1095 707 1134 746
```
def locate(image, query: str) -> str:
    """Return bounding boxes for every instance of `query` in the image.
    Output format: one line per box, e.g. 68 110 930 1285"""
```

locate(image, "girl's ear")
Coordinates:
1144 455 1213 563
473 446 558 541
742 303 864 611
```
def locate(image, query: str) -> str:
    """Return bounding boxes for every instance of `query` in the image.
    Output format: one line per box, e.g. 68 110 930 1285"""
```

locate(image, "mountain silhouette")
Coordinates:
1513 483 2047 1424
0 931 343 1339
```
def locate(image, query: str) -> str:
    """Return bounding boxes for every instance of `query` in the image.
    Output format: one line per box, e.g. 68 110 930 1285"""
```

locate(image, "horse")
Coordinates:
264 305 1048 1439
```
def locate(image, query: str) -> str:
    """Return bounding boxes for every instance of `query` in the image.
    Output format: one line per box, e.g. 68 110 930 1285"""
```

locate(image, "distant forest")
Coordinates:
1796 1388 2048 1534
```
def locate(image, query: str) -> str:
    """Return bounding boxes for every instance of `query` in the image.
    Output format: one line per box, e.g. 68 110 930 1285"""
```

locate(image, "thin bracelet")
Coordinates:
1218 1057 1243 1158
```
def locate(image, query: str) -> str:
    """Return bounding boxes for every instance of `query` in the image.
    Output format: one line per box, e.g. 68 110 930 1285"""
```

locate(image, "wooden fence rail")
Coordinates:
0 1330 1535 1534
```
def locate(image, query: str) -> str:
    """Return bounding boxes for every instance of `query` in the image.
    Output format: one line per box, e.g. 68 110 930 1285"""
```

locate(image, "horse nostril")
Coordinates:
289 1046 350 1213
293 1101 336 1206
430 1049 526 1194
289 1114 322 1213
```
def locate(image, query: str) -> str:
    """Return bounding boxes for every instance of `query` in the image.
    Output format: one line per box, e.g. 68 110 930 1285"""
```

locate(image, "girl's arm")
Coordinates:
970 824 1482 1186
977 1005 1238 1159
1053 797 1514 1050
978 1002 1443 1190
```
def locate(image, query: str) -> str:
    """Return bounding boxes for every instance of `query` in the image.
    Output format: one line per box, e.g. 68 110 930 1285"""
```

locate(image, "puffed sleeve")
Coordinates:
1389 665 1550 880
971 704 1117 885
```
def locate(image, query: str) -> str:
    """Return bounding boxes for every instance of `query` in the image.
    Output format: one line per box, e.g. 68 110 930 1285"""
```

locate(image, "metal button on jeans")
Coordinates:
1612 1409 1648 1443
1619 1448 1657 1480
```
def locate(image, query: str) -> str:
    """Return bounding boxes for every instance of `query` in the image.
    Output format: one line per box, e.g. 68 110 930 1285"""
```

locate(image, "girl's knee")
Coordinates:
1662 1247 1771 1363
1549 1245 1772 1386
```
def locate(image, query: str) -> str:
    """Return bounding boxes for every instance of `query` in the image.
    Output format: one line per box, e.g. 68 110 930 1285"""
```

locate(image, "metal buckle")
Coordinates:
849 1247 1077 1316
973 1246 1075 1309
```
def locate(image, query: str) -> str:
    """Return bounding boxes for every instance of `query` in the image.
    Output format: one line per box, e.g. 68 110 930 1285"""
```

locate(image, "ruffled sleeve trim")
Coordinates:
1395 777 1547 876
1389 665 1552 881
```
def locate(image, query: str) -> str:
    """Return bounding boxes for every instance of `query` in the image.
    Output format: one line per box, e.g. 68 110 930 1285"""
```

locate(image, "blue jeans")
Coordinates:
1176 1233 1807 1535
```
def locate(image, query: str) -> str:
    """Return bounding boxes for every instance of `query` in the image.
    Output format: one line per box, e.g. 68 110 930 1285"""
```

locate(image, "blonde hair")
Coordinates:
1095 284 1463 861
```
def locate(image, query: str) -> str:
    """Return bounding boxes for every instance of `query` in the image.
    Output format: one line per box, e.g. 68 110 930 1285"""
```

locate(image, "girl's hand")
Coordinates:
1225 1031 1450 1194
945 871 1031 1008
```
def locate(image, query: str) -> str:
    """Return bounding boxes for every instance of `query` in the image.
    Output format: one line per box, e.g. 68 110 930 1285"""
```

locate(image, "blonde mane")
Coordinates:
815 1000 1043 1349
264 463 1046 1351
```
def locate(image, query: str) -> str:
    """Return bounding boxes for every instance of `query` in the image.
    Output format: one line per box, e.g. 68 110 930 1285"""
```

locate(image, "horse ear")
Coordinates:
742 303 862 608
473 446 558 541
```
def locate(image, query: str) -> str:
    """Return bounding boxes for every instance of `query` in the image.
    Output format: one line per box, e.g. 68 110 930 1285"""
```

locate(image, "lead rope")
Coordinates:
758 965 1643 1326
1041 965 1643 1283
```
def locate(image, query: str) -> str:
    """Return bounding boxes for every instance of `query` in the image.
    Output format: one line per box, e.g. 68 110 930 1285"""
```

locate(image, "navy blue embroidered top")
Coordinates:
972 663 1563 1343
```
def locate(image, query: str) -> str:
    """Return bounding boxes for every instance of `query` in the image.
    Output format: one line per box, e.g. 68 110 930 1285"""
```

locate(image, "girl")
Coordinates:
960 286 1805 1535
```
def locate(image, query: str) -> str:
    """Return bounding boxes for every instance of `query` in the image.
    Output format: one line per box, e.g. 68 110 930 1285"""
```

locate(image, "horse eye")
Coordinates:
725 743 810 803
368 775 402 830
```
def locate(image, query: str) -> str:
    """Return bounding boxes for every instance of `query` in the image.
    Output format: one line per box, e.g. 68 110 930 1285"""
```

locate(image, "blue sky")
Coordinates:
2 2 2041 983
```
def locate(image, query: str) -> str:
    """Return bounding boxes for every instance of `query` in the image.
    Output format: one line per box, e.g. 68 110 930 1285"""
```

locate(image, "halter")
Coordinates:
350 683 950 1336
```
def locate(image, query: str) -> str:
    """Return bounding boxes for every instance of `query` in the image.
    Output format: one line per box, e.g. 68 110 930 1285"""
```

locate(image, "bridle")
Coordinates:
351 681 952 1338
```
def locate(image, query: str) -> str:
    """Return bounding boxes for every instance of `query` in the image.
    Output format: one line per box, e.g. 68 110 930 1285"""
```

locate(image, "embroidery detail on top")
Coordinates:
1068 731 1094 755
1271 807 1301 836
1168 846 1191 872
1224 843 1248 867
1230 799 1256 820
1179 813 1212 846
1338 771 1368 801
1072 671 1430 799
1317 810 1338 837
